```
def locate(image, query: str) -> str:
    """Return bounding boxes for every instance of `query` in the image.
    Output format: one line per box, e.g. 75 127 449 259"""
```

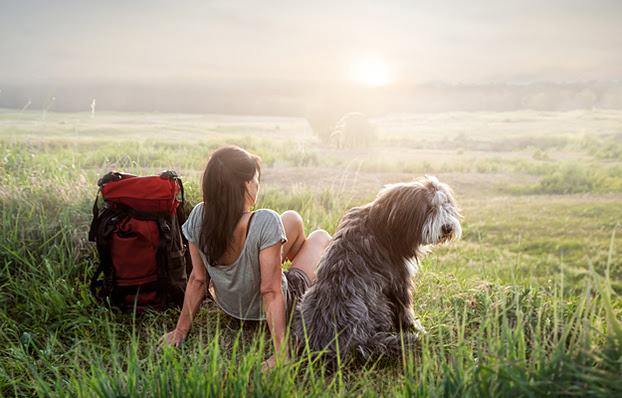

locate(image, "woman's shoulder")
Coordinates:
253 208 283 225
185 202 204 215
254 208 280 219
186 202 205 220
252 209 283 230
250 209 286 247
191 202 205 212
182 202 205 243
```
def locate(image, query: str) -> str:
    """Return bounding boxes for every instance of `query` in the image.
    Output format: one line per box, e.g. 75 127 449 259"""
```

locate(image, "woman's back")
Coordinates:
182 204 288 320
217 211 255 266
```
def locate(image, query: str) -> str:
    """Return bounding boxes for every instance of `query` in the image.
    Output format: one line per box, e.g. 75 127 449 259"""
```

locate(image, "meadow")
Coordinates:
1 108 621 396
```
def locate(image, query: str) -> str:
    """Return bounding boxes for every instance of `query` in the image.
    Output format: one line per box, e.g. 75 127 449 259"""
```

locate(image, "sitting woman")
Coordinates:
159 145 331 370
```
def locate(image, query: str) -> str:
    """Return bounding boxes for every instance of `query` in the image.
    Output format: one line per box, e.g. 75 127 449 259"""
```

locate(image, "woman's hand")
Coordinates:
261 352 290 373
158 328 188 348
157 242 208 350
261 355 277 373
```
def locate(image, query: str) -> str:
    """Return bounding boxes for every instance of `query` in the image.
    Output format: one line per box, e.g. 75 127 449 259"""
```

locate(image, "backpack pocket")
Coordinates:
109 216 160 286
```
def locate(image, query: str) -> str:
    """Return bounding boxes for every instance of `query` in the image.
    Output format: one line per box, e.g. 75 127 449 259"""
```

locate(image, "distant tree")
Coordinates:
523 91 553 110
305 100 344 144
330 112 376 149
602 86 622 108
574 88 598 109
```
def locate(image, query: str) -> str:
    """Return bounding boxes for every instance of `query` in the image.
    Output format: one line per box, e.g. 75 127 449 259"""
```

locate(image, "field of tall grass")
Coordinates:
1 108 621 396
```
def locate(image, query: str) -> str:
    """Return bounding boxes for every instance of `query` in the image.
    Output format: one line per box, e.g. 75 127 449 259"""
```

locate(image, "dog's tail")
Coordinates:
356 331 421 359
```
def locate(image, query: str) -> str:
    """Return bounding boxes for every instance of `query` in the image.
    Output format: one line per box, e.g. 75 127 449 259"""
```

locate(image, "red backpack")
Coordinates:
88 170 190 313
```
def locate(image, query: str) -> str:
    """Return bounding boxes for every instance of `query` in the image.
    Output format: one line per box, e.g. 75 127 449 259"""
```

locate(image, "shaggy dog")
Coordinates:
293 175 462 368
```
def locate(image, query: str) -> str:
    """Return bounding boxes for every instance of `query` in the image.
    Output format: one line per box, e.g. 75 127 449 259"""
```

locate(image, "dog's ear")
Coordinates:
368 183 429 259
420 175 459 208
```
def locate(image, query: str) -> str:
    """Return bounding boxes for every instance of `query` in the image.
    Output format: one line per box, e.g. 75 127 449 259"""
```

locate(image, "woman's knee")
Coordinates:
308 229 331 250
281 211 304 239
281 210 302 227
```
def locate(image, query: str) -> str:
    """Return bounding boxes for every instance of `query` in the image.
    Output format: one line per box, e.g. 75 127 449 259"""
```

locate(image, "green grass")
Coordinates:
436 195 622 292
1 109 621 396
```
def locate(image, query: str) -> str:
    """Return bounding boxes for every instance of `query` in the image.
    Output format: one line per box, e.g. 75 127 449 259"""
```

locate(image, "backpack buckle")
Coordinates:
98 171 123 187
160 170 178 180
159 219 171 233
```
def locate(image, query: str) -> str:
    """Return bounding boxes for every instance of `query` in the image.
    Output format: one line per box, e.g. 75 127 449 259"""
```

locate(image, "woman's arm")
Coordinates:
259 242 288 370
159 242 210 347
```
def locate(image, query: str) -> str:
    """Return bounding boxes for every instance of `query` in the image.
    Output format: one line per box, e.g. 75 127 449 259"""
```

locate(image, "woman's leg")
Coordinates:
281 211 306 262
281 211 331 283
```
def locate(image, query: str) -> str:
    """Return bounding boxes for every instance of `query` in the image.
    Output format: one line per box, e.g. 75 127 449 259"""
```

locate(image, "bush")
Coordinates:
508 161 622 194
582 134 622 160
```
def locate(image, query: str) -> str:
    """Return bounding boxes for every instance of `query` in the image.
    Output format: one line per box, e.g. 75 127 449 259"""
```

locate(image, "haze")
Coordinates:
2 0 621 85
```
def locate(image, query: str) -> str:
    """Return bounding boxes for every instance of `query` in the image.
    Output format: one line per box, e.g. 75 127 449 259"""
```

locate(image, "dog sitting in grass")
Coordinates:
293 175 462 368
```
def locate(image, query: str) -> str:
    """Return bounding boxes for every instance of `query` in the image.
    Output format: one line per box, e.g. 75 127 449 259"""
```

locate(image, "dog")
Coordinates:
293 175 462 368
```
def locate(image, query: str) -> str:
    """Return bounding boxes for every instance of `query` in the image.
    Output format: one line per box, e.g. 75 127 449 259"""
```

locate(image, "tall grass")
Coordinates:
2 214 620 396
2 201 620 396
1 110 621 396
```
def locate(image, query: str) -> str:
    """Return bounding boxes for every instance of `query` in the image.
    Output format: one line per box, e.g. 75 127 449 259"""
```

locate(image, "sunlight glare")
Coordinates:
350 57 391 87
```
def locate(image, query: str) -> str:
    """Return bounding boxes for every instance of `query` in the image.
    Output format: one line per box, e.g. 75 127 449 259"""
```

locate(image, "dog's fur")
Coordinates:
293 175 462 368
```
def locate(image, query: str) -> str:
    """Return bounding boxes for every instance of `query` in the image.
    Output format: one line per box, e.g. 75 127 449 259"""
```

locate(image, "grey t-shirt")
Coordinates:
182 203 288 320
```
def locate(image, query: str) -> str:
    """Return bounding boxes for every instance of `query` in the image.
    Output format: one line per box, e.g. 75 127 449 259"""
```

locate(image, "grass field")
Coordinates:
1 108 621 396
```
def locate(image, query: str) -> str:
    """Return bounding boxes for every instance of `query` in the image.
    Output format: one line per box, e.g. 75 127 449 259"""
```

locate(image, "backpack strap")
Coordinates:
174 173 185 207
160 170 185 205
156 217 171 308
90 204 121 299
88 171 124 242
178 177 185 208
88 188 102 243
172 177 192 277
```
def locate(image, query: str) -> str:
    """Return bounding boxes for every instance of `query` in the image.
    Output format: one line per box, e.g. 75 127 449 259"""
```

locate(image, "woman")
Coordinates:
159 145 331 371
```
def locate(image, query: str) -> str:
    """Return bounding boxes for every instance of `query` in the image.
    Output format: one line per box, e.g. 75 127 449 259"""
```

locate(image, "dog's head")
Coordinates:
419 176 462 245
368 175 462 259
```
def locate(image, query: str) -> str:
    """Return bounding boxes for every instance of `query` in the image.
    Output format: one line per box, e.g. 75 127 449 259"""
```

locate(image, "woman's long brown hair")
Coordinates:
199 145 260 265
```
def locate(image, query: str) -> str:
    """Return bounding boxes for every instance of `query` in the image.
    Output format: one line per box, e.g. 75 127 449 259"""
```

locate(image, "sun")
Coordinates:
350 57 391 87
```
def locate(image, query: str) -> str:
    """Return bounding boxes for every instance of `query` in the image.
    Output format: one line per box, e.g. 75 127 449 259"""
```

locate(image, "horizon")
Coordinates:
2 80 621 116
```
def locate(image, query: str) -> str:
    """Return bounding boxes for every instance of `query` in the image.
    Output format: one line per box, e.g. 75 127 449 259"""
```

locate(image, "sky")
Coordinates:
1 0 621 86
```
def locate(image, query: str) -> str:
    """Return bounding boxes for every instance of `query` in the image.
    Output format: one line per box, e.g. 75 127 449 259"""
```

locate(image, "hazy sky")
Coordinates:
1 0 621 86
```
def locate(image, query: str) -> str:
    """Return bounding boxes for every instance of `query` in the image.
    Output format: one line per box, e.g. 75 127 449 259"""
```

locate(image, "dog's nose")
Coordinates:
441 225 453 235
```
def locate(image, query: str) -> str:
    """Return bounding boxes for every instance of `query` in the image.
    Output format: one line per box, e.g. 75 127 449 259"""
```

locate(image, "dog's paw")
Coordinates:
398 307 417 330
401 309 427 335
412 318 427 335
